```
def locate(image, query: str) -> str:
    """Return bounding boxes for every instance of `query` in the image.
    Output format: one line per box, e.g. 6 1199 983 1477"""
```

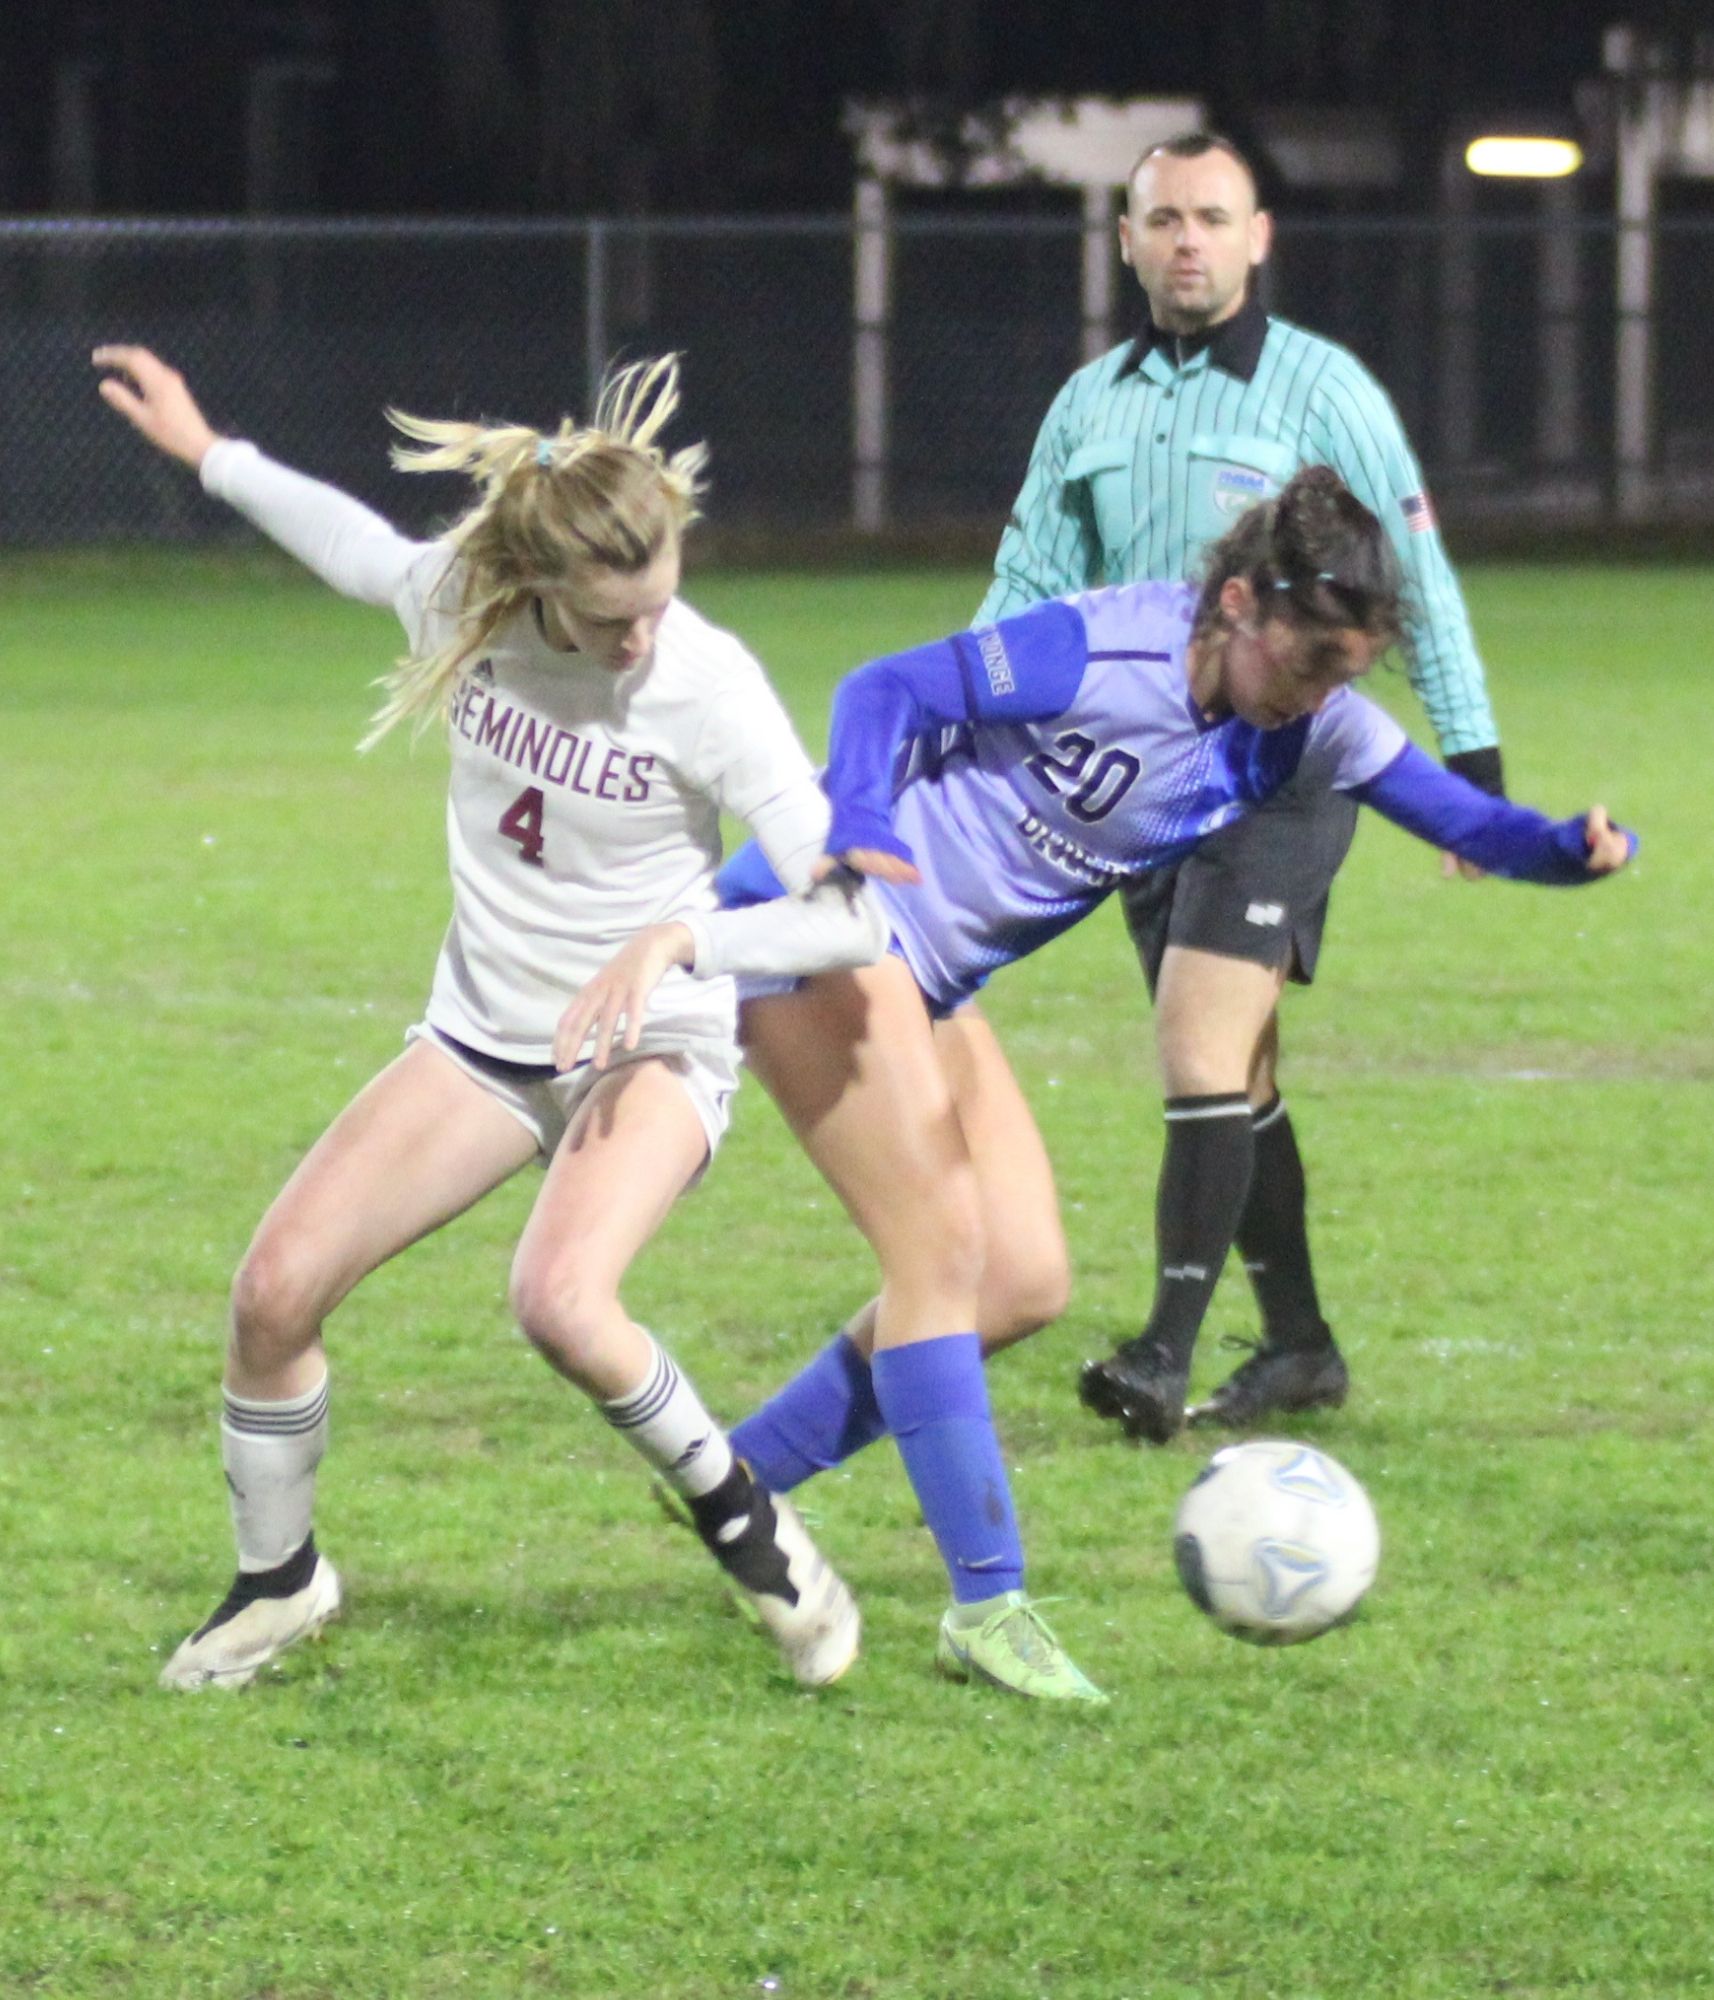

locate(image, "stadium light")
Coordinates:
1464 135 1584 178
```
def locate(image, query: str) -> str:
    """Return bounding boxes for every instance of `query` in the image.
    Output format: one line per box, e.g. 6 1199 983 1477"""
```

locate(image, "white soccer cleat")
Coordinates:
721 1489 860 1689
159 1554 342 1691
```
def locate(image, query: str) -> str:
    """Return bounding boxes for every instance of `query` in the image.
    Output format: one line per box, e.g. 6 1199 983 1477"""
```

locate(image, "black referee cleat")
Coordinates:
1078 1337 1189 1445
1186 1336 1350 1430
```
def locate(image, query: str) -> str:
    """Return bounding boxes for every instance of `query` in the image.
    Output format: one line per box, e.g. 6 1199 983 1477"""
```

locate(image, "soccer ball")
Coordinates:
1172 1440 1380 1645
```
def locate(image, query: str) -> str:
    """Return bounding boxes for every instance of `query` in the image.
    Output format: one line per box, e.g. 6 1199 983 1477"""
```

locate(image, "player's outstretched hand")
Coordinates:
92 345 221 469
1582 805 1631 875
1440 850 1486 883
553 922 695 1072
812 849 921 887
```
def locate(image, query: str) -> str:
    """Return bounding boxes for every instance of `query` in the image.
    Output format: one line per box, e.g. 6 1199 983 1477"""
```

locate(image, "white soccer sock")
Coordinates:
601 1334 735 1500
220 1371 330 1572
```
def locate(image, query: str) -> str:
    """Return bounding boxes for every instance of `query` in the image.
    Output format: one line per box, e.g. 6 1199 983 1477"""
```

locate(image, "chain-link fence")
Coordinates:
6 211 1714 547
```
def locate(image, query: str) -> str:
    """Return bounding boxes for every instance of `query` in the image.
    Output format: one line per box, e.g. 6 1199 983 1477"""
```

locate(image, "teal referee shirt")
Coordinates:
977 293 1498 758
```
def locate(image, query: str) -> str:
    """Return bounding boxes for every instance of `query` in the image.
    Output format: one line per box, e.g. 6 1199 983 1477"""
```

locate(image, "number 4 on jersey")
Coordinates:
499 785 546 866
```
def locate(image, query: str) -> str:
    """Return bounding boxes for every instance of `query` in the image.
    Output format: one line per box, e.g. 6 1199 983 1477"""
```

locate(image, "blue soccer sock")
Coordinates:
871 1331 1025 1604
731 1333 888 1494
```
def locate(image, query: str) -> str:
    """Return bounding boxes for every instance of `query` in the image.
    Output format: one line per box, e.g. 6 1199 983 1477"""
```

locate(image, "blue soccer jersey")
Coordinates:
718 586 1626 1013
806 586 1623 1013
829 585 1397 1008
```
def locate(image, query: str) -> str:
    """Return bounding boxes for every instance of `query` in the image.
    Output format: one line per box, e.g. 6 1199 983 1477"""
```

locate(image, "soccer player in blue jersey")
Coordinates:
980 131 1510 1442
561 469 1631 1702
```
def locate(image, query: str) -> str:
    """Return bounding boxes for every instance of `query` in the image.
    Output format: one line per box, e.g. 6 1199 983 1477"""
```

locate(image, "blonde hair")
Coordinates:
361 354 707 748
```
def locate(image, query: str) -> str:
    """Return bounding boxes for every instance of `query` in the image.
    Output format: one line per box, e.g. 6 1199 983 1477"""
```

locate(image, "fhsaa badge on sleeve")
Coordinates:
1213 463 1273 516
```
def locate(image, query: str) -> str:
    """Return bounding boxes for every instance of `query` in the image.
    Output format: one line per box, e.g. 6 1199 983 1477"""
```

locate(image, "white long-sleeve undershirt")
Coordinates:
201 439 425 607
682 871 892 981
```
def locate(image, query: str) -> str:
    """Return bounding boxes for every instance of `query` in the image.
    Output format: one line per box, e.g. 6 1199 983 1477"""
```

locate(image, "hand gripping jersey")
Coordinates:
201 439 848 1063
720 581 1630 1014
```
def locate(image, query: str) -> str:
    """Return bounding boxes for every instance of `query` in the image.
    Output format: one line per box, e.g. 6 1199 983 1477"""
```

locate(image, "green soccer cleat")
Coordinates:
935 1593 1109 1705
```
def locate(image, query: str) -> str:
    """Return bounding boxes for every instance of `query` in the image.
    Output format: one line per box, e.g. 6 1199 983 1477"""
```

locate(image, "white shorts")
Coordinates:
406 1022 739 1169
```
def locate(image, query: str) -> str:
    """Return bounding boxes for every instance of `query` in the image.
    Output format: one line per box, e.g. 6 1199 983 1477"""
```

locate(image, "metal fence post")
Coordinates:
1437 146 1478 470
585 219 608 409
852 177 890 533
1080 183 1115 364
1614 101 1657 520
1536 178 1582 471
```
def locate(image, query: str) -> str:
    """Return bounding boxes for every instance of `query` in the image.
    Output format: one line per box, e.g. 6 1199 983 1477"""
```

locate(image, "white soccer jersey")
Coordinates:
202 439 833 1063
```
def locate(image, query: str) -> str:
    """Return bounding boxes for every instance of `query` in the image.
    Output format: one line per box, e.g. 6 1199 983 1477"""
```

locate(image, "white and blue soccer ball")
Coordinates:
1172 1440 1380 1645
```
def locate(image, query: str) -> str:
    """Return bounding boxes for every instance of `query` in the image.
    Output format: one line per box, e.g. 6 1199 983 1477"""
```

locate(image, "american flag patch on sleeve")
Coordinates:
1401 490 1437 533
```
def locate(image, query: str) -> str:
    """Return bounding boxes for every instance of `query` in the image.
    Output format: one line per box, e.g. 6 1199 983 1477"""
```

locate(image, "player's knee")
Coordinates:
508 1252 611 1376
1247 1024 1282 1105
881 1187 986 1302
984 1248 1072 1348
229 1240 329 1371
1155 950 1281 1097
1156 1016 1258 1098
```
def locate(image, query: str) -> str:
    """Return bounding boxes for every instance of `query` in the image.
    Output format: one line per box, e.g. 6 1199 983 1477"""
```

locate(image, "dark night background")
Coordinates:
1 1 1708 218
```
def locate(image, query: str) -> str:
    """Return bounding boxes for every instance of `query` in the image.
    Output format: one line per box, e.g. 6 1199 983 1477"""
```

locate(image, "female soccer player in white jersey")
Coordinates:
561 467 1633 1704
92 343 886 1693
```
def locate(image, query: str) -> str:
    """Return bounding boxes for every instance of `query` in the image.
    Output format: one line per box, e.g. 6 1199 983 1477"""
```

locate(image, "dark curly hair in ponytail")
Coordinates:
1194 466 1404 647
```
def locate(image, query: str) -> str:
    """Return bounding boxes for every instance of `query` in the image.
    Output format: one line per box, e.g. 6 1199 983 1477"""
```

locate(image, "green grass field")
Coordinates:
3 551 1711 1999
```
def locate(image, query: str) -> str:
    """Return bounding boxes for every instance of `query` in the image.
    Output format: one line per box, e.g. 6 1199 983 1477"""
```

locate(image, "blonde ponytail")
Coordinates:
361 355 707 749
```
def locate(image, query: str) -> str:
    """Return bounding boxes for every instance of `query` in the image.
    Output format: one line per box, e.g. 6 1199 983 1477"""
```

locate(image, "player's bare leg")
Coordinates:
163 1040 539 1689
510 1057 711 1399
744 965 989 1346
738 964 1103 1702
228 1039 539 1398
511 1058 857 1687
731 997 1069 1505
830 1001 1070 1371
1153 946 1286 1102
935 1004 1072 1349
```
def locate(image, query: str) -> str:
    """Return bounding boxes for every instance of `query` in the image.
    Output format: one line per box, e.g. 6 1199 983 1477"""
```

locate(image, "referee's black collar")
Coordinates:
1118 289 1269 383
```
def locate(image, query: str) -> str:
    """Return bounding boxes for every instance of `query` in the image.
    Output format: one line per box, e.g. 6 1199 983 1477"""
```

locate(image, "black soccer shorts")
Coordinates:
1118 775 1360 994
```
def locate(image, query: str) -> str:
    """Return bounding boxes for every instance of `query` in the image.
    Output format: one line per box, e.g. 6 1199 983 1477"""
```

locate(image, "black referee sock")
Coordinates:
1140 1093 1255 1372
1234 1095 1333 1353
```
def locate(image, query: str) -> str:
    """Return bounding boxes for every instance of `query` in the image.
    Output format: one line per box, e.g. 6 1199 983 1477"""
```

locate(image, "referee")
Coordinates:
976 131 1506 1443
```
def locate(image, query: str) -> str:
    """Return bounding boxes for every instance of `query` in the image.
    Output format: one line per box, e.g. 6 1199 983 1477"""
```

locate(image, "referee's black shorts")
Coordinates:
1119 777 1359 995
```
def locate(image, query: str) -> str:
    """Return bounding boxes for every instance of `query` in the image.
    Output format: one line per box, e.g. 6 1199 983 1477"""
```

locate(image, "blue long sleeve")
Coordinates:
823 600 1090 861
1354 743 1634 883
